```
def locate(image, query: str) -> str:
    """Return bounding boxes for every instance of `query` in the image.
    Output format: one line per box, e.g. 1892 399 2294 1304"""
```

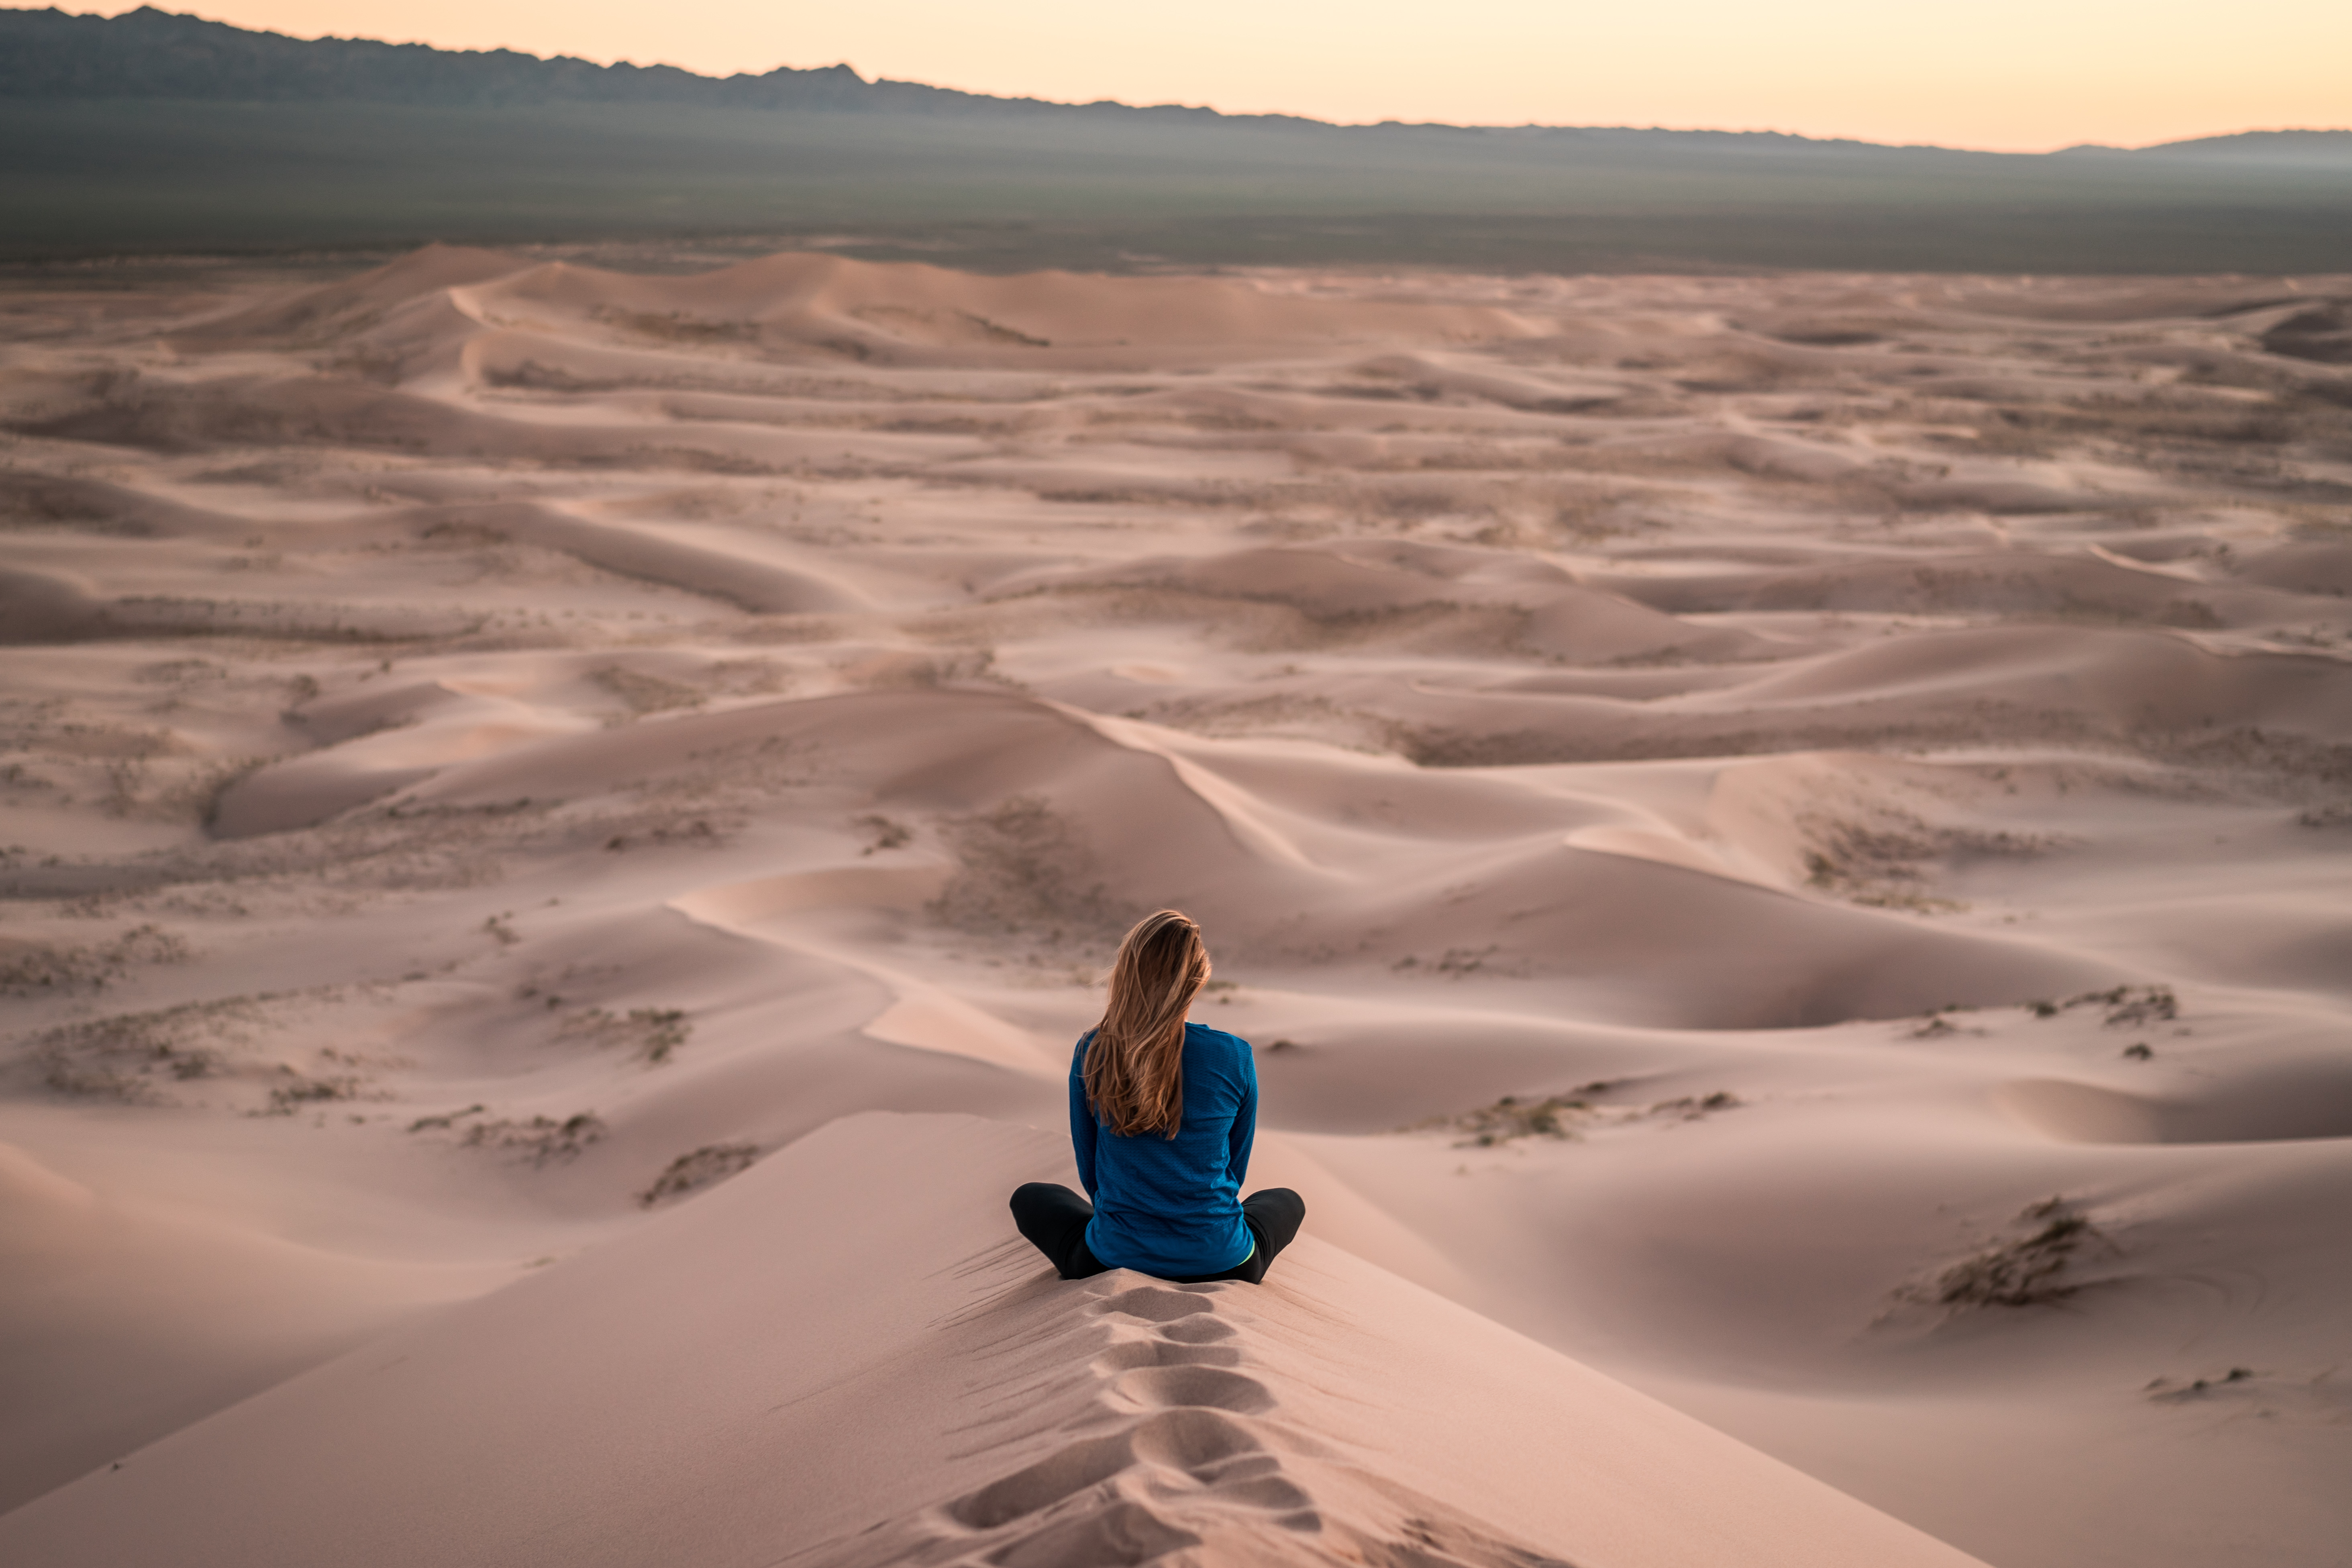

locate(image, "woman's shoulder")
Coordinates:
1182 1020 1251 1059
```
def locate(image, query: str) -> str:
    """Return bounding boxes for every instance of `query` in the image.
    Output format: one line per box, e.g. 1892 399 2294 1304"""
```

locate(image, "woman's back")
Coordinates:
1069 1021 1256 1277
1007 909 1302 1285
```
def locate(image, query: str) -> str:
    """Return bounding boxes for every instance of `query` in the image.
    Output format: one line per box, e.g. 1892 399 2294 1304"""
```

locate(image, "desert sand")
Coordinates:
1 248 2347 1567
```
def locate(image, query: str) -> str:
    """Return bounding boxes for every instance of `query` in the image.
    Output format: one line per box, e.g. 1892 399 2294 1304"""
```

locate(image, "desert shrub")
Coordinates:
1651 1091 1741 1119
1426 1081 1729 1146
1929 1197 2112 1309
638 1143 760 1206
459 1111 608 1166
927 794 1128 947
21 992 268 1101
0 923 189 997
1453 1092 1591 1145
264 1071 360 1114
557 1005 691 1064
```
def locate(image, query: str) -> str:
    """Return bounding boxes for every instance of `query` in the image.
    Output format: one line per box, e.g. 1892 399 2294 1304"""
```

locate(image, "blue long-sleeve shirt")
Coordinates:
1070 1022 1257 1277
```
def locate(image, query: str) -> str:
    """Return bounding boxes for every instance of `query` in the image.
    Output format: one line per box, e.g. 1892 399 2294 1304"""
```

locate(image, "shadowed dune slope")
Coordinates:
226 683 2119 1026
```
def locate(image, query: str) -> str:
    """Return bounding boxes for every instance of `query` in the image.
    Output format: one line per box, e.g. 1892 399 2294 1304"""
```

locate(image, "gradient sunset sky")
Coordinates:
66 1 2352 152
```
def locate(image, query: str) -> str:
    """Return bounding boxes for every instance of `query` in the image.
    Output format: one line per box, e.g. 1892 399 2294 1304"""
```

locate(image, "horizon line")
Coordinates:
18 5 2352 157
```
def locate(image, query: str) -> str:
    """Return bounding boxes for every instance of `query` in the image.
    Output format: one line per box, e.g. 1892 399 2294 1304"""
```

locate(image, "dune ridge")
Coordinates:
2 249 2348 1566
0 1114 1987 1568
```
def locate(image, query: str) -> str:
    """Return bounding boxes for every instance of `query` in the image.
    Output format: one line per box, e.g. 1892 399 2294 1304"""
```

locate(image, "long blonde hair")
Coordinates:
1085 910 1211 1138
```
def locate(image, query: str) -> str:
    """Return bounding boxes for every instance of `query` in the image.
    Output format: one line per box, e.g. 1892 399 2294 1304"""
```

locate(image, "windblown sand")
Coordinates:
1 249 2348 1568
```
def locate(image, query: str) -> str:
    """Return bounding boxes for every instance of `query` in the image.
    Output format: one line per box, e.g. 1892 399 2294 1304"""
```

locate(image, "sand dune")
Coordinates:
2 251 2348 1566
0 1114 1985 1568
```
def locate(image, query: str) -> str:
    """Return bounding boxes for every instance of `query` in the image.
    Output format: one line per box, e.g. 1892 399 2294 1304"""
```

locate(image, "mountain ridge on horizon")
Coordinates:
4 4 2347 159
6 3 2352 273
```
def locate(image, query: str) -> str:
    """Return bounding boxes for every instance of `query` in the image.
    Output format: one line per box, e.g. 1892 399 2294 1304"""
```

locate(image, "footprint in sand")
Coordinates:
798 1278 1330 1565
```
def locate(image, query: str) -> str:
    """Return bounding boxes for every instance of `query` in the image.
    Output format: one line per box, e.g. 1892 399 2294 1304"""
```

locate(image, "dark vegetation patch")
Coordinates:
638 1142 761 1206
1769 329 1885 348
262 1069 361 1113
1801 814 2058 914
602 818 720 852
0 922 189 996
1394 713 2029 771
1907 1006 1983 1040
1650 1091 1743 1119
1915 1197 2115 1310
557 1005 692 1064
0 743 795 905
1392 945 1506 978
593 665 704 715
1421 1083 1734 1146
998 583 1520 660
928 794 1130 949
1116 690 1398 755
0 471 165 534
2145 1366 2259 1402
591 306 757 345
2022 985 2180 1027
1446 1091 1597 1145
2157 728 2352 791
16 992 277 1101
1393 698 2352 790
407 1106 608 1165
1924 392 2339 457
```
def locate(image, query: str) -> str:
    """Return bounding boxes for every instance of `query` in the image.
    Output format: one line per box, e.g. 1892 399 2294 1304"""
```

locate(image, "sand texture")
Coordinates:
1 1113 1985 1568
2 250 2348 1566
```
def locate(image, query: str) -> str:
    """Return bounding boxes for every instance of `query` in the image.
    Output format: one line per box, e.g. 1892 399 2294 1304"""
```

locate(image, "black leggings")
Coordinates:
1010 1183 1306 1285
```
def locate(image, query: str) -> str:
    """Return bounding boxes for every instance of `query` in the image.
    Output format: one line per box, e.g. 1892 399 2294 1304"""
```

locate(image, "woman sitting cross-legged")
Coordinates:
1011 909 1305 1285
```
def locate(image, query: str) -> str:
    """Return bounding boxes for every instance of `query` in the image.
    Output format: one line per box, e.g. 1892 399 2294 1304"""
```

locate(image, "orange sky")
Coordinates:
64 1 2352 152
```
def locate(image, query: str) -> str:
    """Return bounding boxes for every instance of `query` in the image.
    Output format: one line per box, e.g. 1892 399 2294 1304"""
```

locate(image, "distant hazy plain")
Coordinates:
6 99 2352 272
